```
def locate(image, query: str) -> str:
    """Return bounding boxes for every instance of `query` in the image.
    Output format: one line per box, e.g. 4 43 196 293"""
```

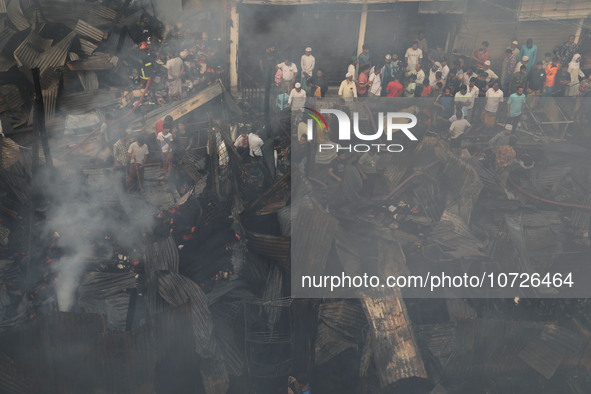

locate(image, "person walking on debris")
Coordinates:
157 122 174 179
506 86 526 131
127 137 149 194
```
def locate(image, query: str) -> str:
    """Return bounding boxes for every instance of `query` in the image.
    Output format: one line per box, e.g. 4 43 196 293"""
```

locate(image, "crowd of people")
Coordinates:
247 32 591 201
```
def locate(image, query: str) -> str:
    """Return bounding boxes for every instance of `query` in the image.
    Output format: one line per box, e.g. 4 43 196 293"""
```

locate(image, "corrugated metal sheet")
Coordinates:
571 193 591 229
0 85 24 113
518 323 583 379
156 271 216 358
90 4 117 21
74 19 105 42
519 0 591 21
314 321 357 365
0 26 15 52
292 202 337 280
245 231 290 266
6 0 30 31
38 30 76 75
13 30 53 69
58 89 118 114
145 235 179 281
0 0 7 13
42 81 59 120
361 293 428 386
319 300 367 340
243 172 290 216
0 351 31 394
79 38 98 55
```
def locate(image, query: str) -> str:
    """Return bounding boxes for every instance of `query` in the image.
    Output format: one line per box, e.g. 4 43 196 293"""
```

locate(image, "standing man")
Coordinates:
157 124 174 179
358 44 371 70
386 77 403 97
509 65 527 95
467 77 480 122
348 56 358 82
527 61 546 107
165 51 184 101
127 136 149 193
508 40 520 58
308 69 328 97
482 60 499 84
356 151 379 196
408 63 425 85
454 84 472 119
502 48 518 92
543 58 560 99
338 72 358 99
519 39 537 74
462 66 475 87
553 66 571 97
288 82 307 112
428 44 445 66
405 41 423 72
484 81 504 131
417 32 428 53
554 35 579 64
429 62 442 88
515 56 529 77
506 86 526 130
357 65 370 97
368 65 382 97
277 59 298 93
471 41 490 70
300 47 315 95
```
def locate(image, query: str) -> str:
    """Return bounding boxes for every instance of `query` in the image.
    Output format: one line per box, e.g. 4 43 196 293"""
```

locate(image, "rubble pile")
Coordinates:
1 3 591 394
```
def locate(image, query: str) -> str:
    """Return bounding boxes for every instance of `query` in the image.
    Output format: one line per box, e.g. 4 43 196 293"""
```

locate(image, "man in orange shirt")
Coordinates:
542 58 560 99
386 78 403 97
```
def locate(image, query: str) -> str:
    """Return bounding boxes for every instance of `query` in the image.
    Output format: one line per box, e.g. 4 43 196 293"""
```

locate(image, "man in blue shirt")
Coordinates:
519 39 538 75
506 86 526 130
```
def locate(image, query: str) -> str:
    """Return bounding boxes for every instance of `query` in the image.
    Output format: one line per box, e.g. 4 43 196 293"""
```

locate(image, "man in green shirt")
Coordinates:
509 65 527 95
506 86 526 130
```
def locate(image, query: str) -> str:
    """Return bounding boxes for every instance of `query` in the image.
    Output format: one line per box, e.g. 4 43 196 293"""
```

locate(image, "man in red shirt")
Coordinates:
357 65 370 97
386 78 403 97
471 41 489 70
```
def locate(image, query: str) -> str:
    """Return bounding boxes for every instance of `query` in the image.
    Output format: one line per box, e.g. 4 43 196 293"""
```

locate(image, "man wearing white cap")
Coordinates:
300 47 315 94
338 72 357 99
508 41 520 58
288 82 307 112
482 60 498 84
515 56 529 77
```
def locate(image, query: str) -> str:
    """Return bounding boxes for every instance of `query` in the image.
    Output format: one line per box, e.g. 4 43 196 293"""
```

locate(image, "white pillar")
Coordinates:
230 2 239 88
575 18 584 43
356 2 368 77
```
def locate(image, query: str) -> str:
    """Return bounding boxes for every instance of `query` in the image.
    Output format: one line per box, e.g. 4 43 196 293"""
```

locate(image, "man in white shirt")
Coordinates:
368 66 382 97
288 82 307 112
462 66 475 87
482 60 499 83
515 56 529 76
165 52 184 80
338 72 357 99
300 47 315 94
448 110 472 149
405 41 423 71
348 56 358 81
127 137 149 193
248 130 264 158
467 78 479 121
277 59 298 92
440 59 450 83
454 84 472 119
408 63 425 85
428 62 442 88
484 81 504 130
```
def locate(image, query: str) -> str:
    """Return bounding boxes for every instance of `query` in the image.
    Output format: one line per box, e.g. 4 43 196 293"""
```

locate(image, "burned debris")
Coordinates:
2 0 591 393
